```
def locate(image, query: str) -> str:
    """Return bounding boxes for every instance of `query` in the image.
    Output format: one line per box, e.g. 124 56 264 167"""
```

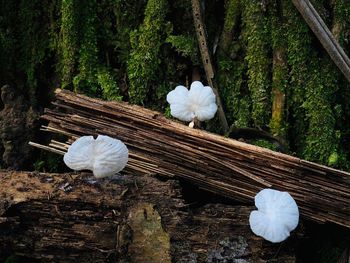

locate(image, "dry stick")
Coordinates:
48 91 344 183
28 89 350 229
29 142 65 155
41 125 79 138
292 0 350 82
51 90 344 177
191 0 229 132
50 95 344 202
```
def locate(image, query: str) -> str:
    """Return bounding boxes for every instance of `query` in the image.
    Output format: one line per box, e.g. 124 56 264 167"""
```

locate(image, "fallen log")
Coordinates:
31 89 350 229
0 170 298 262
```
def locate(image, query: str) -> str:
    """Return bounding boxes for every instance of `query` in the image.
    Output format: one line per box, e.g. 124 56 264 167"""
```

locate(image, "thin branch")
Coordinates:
191 0 229 132
292 0 350 82
29 142 65 155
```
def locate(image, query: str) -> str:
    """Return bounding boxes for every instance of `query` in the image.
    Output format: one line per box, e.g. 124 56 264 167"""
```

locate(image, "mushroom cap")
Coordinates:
166 85 193 122
63 135 129 178
166 81 217 122
92 135 129 178
63 136 95 171
249 189 299 243
188 81 217 121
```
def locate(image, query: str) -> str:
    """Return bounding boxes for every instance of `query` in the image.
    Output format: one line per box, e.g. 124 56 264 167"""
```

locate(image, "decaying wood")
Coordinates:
271 43 287 139
0 170 298 262
292 0 350 82
191 0 229 132
32 89 350 229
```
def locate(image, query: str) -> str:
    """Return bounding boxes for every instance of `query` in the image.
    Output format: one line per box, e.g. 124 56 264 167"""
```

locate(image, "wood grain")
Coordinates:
0 170 298 262
32 89 350 229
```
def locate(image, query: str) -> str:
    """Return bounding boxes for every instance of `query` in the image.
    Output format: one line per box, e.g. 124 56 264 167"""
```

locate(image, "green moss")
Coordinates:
127 0 168 105
60 0 79 88
304 64 349 169
60 0 125 99
18 0 49 105
1 0 350 173
73 0 99 96
333 0 350 22
253 139 279 151
302 59 340 165
235 97 251 127
47 0 61 51
223 0 240 35
217 0 251 128
97 67 122 101
113 0 147 66
280 0 349 168
269 1 288 138
283 0 311 156
164 105 172 118
242 0 271 127
333 0 350 48
166 34 197 61
218 56 250 127
333 0 350 170
219 0 241 56
33 152 65 173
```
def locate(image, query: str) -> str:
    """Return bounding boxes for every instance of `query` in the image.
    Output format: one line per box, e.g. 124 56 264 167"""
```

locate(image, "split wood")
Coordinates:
32 89 350 229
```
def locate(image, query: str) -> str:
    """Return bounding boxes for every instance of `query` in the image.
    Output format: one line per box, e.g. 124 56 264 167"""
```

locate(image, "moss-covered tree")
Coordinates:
1 0 349 171
127 0 168 105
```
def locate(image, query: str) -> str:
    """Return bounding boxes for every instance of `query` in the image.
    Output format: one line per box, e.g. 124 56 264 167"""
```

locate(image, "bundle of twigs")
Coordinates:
31 89 350 229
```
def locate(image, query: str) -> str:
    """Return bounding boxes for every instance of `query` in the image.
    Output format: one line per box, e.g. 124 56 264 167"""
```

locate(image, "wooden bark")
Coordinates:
0 170 298 262
32 89 350 229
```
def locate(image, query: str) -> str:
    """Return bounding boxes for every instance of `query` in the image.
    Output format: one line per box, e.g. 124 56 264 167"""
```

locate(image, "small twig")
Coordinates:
41 125 78 138
49 140 70 151
29 142 65 155
191 0 229 132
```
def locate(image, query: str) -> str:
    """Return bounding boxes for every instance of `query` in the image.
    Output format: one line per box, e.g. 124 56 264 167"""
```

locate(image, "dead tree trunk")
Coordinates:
0 170 298 262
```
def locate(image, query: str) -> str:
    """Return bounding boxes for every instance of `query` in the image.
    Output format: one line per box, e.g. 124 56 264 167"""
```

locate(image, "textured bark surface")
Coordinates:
0 85 38 169
0 170 299 262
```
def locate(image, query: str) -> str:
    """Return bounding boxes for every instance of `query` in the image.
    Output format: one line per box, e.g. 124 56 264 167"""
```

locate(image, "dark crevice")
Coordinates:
179 179 245 209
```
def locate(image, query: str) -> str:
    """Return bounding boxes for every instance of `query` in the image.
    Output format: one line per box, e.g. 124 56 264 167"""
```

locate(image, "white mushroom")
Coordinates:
63 136 95 171
249 188 299 243
166 81 218 124
63 135 128 178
